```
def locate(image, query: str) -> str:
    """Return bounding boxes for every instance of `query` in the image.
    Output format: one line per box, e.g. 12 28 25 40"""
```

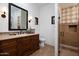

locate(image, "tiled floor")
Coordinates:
30 44 78 56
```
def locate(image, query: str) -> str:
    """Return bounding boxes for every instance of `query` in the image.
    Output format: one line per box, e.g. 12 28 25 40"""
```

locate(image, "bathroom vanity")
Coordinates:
0 33 39 56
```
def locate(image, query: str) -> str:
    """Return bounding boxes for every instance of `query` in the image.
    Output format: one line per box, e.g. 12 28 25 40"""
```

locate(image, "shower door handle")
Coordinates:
62 32 64 37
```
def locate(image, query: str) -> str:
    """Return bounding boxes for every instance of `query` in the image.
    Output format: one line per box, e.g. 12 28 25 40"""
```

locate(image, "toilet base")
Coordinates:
40 42 45 48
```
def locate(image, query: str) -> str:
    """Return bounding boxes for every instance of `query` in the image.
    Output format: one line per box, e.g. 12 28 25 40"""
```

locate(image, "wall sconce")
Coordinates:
1 11 6 18
0 7 7 18
28 16 33 23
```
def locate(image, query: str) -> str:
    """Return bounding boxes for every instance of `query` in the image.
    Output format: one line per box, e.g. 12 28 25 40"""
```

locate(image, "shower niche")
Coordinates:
69 25 77 32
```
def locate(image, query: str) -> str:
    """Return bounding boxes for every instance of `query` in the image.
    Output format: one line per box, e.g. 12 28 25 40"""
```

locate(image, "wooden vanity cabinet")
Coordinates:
0 34 39 56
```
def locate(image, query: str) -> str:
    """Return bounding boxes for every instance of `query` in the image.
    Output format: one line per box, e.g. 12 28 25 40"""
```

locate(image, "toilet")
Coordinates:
40 36 46 48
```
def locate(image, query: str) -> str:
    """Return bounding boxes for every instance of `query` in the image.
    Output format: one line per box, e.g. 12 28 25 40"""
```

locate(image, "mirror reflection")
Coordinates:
9 3 28 30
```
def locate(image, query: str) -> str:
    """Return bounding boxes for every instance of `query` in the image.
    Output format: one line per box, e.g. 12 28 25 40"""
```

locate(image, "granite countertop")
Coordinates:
0 33 39 41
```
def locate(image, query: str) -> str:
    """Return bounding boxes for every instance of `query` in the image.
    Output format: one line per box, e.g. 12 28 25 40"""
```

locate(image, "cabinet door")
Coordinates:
17 35 39 56
17 37 33 55
32 35 39 50
0 39 17 56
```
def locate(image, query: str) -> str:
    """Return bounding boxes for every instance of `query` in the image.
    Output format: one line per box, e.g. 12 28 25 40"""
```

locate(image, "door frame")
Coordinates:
55 3 59 56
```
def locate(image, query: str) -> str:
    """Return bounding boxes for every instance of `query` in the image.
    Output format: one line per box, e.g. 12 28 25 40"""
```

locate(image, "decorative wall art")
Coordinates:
51 16 55 24
35 17 38 25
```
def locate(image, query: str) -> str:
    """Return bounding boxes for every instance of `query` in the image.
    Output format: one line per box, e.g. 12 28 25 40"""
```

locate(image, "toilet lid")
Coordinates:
40 37 45 41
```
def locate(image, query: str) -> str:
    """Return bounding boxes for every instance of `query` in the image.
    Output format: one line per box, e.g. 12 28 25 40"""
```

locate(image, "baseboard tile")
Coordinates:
45 43 54 48
60 44 78 50
45 42 54 47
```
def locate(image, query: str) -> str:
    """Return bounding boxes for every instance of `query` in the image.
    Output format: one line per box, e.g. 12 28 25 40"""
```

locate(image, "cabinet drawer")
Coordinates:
33 35 39 39
0 39 16 47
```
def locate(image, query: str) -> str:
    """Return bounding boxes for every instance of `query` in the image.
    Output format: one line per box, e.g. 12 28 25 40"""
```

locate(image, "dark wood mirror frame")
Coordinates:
8 3 28 30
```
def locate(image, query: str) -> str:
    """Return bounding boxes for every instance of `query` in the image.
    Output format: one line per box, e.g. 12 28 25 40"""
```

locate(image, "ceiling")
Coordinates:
31 3 51 7
32 3 78 8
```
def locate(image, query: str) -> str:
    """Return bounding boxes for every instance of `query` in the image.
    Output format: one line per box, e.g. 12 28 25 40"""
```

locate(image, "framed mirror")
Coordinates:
9 3 28 30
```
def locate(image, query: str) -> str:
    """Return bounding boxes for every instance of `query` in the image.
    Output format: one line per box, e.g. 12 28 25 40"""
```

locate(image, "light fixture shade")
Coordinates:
1 7 7 18
1 12 6 18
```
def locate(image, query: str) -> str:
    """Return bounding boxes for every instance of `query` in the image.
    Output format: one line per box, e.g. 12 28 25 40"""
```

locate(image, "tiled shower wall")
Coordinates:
60 5 79 24
60 4 79 48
